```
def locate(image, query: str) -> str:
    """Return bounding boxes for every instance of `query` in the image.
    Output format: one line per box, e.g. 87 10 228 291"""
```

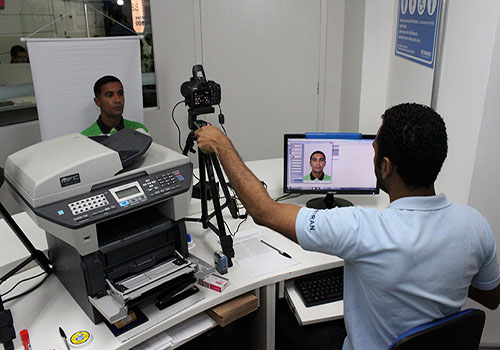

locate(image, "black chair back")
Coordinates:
389 308 486 350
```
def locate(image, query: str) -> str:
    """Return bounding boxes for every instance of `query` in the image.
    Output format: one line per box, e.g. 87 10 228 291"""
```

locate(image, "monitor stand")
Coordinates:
306 193 353 209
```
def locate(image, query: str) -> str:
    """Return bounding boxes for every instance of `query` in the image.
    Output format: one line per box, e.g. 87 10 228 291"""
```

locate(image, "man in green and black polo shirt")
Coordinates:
82 75 148 136
303 150 331 181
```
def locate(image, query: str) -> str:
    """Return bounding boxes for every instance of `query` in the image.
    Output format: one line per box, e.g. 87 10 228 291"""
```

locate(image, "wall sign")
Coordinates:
395 0 441 68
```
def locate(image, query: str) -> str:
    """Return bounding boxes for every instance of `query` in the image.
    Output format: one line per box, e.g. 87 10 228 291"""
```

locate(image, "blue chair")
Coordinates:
388 308 486 350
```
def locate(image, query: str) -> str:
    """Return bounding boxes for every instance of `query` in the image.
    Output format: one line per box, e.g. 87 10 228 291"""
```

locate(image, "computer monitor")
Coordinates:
283 133 379 208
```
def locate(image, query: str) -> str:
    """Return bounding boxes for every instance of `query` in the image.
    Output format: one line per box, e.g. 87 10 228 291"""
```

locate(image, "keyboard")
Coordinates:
294 266 343 307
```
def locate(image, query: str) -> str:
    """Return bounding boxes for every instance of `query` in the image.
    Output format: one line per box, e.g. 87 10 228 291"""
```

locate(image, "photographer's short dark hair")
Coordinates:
310 151 326 161
93 75 122 97
377 103 447 188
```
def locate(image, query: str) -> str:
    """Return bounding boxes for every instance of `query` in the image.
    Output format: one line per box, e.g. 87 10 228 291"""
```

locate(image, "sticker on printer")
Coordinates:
60 173 81 187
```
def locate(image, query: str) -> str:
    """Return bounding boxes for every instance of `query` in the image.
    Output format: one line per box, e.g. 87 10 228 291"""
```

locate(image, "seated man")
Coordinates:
82 75 148 136
303 150 331 181
195 103 500 349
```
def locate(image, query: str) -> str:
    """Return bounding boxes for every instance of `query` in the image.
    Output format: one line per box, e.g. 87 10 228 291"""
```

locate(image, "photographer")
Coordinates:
195 103 500 349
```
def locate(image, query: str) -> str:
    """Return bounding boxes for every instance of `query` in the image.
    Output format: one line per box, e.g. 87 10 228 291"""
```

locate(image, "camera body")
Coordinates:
181 65 221 109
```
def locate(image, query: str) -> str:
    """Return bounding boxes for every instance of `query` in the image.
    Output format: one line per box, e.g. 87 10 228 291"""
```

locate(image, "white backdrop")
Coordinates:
26 36 143 140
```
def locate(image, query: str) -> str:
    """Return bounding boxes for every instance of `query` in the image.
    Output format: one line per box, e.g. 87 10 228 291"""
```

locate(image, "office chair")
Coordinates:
388 308 486 350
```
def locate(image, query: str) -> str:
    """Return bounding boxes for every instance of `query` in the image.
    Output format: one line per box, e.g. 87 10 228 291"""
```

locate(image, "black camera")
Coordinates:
180 65 221 109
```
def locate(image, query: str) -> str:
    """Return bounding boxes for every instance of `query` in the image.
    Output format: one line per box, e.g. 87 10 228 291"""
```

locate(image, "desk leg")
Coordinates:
251 284 276 350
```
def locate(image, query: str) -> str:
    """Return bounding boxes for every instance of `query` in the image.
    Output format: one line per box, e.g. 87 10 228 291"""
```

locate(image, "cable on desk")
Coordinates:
275 193 302 202
3 273 51 303
1 270 46 297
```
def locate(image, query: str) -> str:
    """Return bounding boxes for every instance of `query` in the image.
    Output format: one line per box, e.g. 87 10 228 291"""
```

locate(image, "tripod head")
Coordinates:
187 107 215 131
183 107 215 156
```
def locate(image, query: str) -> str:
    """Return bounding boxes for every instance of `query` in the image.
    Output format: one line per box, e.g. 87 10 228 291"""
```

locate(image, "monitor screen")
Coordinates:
283 133 379 208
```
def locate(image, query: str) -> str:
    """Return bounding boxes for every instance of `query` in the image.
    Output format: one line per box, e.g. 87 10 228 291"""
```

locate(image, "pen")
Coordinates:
59 326 71 350
260 239 292 258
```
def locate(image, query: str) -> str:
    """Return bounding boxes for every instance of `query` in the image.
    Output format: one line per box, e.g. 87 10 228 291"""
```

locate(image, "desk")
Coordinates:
0 158 389 350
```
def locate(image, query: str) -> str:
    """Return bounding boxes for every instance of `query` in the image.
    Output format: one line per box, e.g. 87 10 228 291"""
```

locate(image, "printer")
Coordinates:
4 130 200 324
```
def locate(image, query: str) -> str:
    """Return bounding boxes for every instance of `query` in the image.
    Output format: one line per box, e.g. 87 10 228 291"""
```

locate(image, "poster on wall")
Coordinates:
395 0 441 68
0 0 5 10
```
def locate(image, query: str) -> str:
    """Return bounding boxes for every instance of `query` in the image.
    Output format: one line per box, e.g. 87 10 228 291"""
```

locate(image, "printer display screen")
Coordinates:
115 186 140 199
109 181 146 204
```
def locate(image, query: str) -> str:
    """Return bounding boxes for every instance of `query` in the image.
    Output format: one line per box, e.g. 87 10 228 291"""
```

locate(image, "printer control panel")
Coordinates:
35 163 192 228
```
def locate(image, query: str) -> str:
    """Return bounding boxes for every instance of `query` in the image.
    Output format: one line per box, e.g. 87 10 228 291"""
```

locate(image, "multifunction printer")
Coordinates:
4 130 201 324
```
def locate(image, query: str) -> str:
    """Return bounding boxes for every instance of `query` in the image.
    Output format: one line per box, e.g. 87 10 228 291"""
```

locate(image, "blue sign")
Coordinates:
395 0 441 68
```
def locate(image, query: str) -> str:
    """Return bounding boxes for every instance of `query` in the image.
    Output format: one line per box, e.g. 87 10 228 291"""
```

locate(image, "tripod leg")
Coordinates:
210 154 238 219
198 149 209 229
205 155 235 265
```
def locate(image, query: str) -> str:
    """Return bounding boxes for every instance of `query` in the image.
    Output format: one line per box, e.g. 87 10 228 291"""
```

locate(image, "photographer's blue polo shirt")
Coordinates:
296 194 500 350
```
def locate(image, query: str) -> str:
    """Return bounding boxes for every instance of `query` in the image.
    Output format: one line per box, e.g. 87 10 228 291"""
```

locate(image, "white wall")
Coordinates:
357 1 394 134
467 4 500 345
323 0 345 132
146 0 349 163
434 1 500 205
338 0 365 132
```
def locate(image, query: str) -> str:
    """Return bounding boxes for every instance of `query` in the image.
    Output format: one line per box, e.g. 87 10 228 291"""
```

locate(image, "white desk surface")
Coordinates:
0 157 389 350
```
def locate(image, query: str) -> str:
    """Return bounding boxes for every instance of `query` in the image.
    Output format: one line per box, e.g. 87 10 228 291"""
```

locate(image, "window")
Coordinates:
0 0 156 127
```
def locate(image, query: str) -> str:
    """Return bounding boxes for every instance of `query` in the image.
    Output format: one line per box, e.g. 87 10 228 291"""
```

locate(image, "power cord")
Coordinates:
2 272 51 304
275 193 302 202
171 100 186 153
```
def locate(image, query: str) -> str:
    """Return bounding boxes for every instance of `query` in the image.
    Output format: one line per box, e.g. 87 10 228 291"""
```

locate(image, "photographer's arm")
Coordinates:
195 125 301 242
468 283 500 310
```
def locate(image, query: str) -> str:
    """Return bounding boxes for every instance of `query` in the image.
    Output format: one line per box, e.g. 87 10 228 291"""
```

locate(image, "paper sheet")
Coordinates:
232 228 299 278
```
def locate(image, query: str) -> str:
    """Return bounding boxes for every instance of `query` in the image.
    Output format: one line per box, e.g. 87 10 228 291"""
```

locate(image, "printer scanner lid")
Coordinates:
5 130 188 208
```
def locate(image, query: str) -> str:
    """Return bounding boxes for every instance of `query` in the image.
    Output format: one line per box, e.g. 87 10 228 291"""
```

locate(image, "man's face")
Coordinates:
12 52 28 63
310 153 326 174
94 81 124 119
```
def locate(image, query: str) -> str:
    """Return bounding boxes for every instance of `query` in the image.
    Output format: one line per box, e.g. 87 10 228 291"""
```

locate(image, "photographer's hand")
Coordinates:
194 125 300 242
195 125 229 154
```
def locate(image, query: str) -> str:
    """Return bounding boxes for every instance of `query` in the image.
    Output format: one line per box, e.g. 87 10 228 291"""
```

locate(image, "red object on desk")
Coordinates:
20 329 32 350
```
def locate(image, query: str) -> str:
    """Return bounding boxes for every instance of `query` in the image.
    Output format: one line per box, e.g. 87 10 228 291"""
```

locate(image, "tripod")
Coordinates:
182 108 239 267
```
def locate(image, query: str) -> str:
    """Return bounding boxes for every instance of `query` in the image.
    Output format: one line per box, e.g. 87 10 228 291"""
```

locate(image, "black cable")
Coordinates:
223 220 233 236
233 216 248 235
218 105 228 135
275 193 302 202
3 273 51 303
171 100 186 152
2 270 46 297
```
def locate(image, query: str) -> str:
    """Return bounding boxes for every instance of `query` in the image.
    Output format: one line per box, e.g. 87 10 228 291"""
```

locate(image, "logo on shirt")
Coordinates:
309 210 319 231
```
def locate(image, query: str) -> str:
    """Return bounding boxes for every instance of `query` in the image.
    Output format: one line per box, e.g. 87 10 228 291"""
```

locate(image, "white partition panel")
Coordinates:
26 36 143 140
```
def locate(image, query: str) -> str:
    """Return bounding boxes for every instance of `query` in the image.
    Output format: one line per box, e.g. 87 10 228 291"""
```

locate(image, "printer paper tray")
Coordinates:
89 257 196 324
115 257 196 298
